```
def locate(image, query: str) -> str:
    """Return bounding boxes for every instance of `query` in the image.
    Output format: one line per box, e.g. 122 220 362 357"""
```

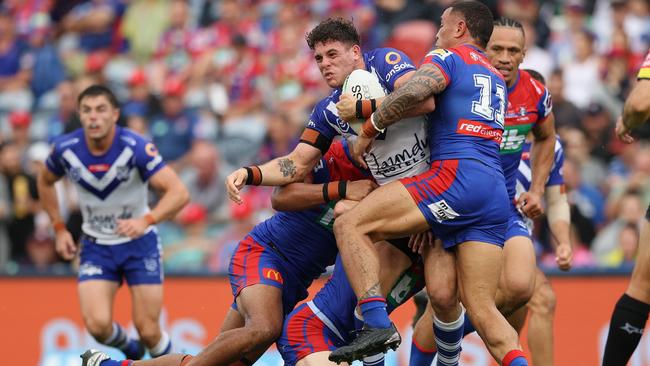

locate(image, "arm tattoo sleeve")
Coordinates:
374 64 447 130
278 158 297 178
360 283 383 300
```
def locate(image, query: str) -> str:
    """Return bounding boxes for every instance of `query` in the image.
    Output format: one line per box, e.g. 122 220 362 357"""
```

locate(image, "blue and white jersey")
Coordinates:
515 136 565 200
46 127 166 245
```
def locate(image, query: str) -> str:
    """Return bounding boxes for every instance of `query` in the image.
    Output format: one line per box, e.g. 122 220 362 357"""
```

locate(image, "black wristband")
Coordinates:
356 100 364 119
244 167 254 185
338 180 347 199
370 98 377 112
322 183 330 203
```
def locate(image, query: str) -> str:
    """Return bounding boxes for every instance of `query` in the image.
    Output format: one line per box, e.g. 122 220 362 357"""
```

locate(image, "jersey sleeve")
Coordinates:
420 48 457 86
372 48 417 91
300 99 341 154
133 135 166 181
638 51 650 80
534 81 553 121
45 142 66 177
546 140 565 187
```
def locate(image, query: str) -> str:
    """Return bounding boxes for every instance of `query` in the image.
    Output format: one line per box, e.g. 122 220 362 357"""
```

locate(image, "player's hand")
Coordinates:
615 116 635 144
226 168 248 204
345 180 378 201
555 242 573 271
350 134 373 169
409 231 434 254
517 191 544 219
54 230 77 260
116 218 149 239
336 94 358 123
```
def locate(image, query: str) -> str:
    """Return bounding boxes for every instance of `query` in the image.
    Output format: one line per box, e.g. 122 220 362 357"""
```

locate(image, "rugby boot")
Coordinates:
328 322 401 364
80 349 110 366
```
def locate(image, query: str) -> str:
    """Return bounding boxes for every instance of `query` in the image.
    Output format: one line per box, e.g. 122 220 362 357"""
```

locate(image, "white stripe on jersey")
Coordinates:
62 147 134 191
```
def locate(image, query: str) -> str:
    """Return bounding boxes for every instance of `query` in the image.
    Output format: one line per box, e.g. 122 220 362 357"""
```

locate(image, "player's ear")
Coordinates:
351 44 362 60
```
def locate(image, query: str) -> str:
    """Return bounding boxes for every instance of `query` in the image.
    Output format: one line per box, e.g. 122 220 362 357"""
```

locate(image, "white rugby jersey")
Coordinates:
46 127 166 245
364 117 430 185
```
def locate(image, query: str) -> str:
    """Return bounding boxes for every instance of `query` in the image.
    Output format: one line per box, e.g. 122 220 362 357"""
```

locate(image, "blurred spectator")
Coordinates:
547 69 582 130
208 198 256 274
562 29 602 109
121 69 161 135
0 10 34 112
0 141 39 263
60 0 124 53
581 102 615 162
550 0 591 67
7 111 32 161
520 20 553 81
24 12 65 104
563 156 605 236
47 80 82 141
562 127 608 190
163 203 212 271
592 189 645 265
149 78 201 169
23 232 64 271
121 0 170 64
180 141 229 221
255 111 300 164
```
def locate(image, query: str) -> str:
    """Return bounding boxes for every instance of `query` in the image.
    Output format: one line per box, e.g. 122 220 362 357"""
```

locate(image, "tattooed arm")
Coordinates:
373 63 448 130
225 142 322 204
349 63 448 167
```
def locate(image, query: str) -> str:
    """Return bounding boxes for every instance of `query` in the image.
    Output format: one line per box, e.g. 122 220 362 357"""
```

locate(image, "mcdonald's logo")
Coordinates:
263 268 284 284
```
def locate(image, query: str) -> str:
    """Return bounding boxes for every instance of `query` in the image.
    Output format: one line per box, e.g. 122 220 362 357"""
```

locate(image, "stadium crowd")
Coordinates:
0 0 649 275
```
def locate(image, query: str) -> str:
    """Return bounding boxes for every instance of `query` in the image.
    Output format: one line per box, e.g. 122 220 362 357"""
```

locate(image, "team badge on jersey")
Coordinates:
116 166 130 181
385 51 402 65
69 167 81 182
426 48 453 61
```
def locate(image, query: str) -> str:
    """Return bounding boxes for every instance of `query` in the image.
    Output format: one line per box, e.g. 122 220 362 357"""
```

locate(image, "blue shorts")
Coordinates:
228 235 308 315
400 159 509 248
505 205 532 242
78 230 163 285
277 303 344 366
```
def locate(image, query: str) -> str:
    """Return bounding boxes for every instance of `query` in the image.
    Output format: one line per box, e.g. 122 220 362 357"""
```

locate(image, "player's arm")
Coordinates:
337 70 435 123
519 113 556 219
37 167 77 260
545 184 572 271
350 64 447 167
616 79 650 143
226 142 323 204
271 179 378 212
116 166 190 238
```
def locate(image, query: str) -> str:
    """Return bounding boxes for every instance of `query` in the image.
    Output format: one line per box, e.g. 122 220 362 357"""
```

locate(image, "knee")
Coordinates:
427 286 458 317
530 282 556 316
246 323 282 347
83 315 113 341
134 320 161 345
333 211 359 239
503 275 535 309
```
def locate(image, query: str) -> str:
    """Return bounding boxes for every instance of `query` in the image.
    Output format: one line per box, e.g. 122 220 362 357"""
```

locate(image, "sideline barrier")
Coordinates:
2 274 649 365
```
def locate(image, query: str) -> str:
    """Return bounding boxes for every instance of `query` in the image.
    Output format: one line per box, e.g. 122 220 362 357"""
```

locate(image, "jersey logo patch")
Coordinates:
385 51 402 65
457 119 503 144
428 199 459 222
263 268 284 284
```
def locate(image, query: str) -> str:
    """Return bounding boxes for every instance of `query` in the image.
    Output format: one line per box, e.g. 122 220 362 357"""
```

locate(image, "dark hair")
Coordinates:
450 1 494 48
493 17 525 38
77 84 119 109
306 18 360 50
523 69 546 85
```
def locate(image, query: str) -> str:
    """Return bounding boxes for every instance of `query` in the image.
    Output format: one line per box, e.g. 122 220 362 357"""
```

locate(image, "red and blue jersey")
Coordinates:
301 48 416 153
500 69 553 199
516 136 564 196
421 45 506 169
249 141 369 289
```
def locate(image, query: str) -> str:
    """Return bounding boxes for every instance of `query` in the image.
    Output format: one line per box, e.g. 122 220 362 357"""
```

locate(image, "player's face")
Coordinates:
487 26 526 85
313 40 361 88
79 95 119 141
435 8 460 49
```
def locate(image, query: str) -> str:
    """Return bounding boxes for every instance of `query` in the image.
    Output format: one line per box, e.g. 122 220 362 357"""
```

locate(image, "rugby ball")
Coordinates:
342 69 386 130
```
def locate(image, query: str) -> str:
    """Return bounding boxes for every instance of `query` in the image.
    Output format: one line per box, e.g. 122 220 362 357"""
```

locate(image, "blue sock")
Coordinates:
359 297 391 328
462 311 475 337
103 323 143 359
434 308 465 366
508 357 528 366
121 339 143 360
410 339 436 366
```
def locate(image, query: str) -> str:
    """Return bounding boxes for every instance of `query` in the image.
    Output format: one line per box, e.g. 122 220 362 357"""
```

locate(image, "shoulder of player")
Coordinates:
518 70 548 97
50 129 83 152
118 127 151 148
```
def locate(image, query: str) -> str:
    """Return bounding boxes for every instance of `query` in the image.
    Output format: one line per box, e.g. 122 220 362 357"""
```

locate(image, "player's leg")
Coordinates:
130 284 170 357
422 239 464 366
410 302 437 366
78 240 144 359
603 211 650 366
526 269 556 366
331 181 429 361
495 234 537 317
298 352 350 366
456 241 526 365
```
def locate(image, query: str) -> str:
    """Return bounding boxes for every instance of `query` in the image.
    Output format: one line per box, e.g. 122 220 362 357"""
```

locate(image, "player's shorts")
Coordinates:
78 229 163 285
277 302 346 366
505 205 532 242
228 235 308 315
400 159 509 248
